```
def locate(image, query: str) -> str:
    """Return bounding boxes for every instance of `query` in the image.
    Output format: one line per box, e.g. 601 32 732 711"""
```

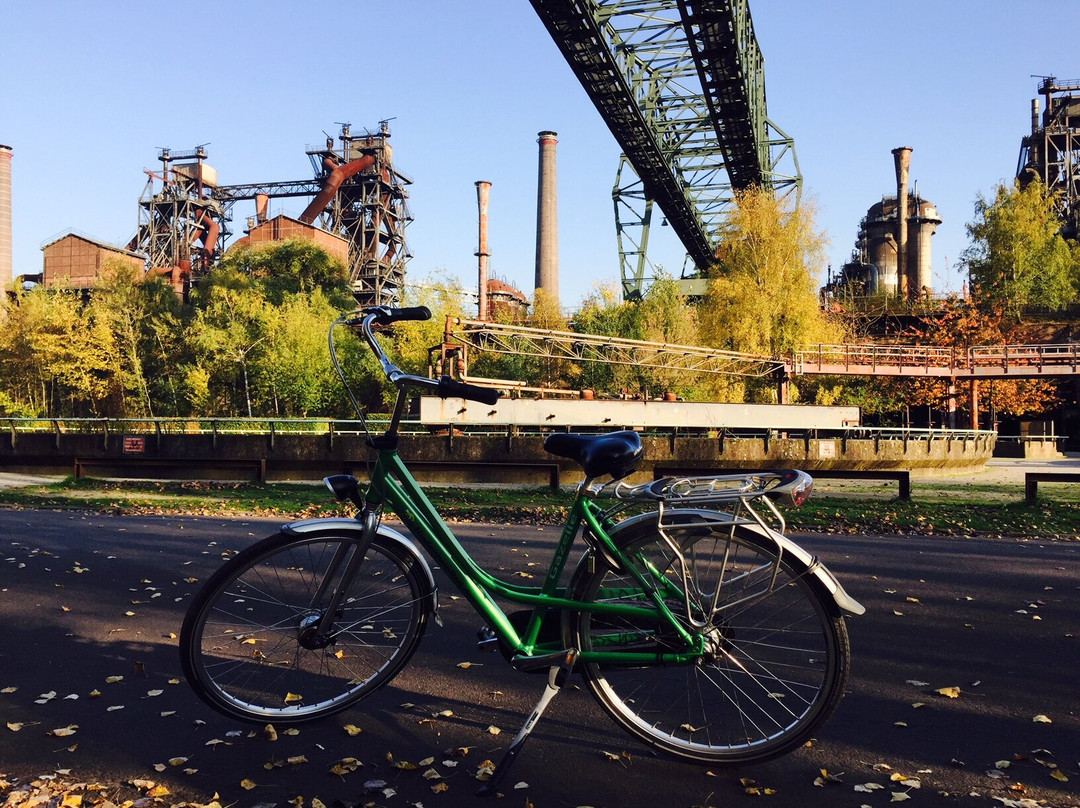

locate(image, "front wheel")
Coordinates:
180 529 432 723
565 514 850 764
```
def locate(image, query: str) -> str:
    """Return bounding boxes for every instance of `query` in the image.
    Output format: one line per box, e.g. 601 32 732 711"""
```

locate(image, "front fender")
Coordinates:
281 517 440 621
603 509 865 617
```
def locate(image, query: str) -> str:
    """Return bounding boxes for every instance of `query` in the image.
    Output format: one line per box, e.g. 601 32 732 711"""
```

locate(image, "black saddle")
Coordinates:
543 430 643 481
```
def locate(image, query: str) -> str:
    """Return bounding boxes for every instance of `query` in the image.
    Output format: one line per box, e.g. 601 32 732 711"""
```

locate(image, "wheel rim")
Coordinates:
188 538 424 720
575 526 844 761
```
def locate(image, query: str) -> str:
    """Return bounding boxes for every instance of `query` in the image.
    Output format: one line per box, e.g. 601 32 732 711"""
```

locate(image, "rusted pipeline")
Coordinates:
299 155 376 223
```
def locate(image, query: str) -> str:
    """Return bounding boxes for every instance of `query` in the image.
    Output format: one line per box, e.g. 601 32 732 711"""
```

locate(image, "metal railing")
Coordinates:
792 343 1080 377
3 417 995 443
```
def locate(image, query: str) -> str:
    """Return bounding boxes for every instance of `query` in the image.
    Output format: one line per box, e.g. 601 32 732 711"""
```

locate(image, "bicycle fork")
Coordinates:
476 648 579 798
301 509 379 648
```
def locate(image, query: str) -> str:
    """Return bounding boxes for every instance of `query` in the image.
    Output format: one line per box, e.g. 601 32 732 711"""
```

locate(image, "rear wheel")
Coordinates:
180 530 431 722
566 515 850 764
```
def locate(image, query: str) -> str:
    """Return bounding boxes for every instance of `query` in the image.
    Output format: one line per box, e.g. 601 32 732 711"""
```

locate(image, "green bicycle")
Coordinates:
179 306 864 791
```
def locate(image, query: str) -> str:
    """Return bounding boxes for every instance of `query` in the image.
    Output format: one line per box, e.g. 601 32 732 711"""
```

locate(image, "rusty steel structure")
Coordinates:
130 146 226 293
1017 76 1080 239
129 123 411 305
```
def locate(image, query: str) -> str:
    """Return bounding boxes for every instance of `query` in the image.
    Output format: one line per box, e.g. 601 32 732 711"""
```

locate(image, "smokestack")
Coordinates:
534 131 559 306
1031 98 1040 135
0 145 12 282
475 180 491 321
892 146 912 298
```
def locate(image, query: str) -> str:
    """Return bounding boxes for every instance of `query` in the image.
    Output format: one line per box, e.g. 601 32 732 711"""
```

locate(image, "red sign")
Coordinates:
123 437 145 454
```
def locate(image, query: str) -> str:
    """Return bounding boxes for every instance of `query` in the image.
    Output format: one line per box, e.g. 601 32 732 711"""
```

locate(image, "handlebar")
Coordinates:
347 307 502 406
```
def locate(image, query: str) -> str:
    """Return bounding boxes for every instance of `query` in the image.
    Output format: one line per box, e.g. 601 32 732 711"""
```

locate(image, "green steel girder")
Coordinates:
530 0 800 299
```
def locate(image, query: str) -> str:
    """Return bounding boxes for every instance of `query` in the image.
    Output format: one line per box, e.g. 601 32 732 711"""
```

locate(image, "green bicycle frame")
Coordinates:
363 446 706 666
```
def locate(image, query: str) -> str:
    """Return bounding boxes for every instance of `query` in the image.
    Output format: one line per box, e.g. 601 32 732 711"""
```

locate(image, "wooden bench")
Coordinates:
654 467 911 500
1024 472 1080 503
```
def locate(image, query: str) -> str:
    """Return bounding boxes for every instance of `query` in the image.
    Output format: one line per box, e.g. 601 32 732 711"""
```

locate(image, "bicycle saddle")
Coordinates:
543 430 643 481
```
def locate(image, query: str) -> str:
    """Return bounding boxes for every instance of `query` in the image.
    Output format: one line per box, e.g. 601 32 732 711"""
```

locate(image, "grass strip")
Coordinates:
0 476 1076 539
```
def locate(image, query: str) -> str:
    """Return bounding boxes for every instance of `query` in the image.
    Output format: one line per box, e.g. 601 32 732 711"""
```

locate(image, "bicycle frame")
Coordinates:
362 446 706 666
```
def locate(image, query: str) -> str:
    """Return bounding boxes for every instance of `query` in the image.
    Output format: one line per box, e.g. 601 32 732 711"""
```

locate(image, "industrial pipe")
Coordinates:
299 155 376 224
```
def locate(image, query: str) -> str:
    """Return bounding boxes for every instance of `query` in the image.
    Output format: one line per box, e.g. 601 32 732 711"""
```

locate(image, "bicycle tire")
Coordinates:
565 512 850 764
180 529 431 723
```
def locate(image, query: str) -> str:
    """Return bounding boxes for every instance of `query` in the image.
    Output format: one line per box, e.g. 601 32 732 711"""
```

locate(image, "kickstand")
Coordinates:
476 648 578 798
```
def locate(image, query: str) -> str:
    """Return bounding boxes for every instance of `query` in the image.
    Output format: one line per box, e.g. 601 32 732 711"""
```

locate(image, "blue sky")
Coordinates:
2 1 1073 310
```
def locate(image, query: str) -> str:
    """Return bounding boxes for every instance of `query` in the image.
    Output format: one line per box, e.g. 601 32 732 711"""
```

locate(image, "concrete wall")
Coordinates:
0 429 996 483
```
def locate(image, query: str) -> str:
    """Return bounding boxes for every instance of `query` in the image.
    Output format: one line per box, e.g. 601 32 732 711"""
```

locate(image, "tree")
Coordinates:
216 238 353 307
698 188 845 402
963 180 1080 318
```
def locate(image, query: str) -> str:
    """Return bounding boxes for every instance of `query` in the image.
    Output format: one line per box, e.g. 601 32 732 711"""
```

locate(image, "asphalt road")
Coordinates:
1 508 1077 808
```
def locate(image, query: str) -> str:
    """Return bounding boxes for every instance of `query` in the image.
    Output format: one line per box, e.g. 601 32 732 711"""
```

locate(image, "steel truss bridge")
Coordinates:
446 320 1080 387
530 0 801 299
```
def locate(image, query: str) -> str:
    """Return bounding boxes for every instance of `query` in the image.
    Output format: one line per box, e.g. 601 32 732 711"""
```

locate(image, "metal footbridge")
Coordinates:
447 320 1080 383
530 0 800 299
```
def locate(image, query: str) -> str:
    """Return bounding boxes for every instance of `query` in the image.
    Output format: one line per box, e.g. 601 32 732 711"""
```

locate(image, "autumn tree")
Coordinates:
963 179 1080 319
698 188 846 402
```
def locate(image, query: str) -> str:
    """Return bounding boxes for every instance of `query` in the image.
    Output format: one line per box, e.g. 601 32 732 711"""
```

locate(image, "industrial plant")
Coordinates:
9 121 552 318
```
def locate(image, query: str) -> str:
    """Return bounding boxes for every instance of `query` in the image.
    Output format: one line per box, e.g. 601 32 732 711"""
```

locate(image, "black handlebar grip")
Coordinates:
369 306 432 325
436 376 502 406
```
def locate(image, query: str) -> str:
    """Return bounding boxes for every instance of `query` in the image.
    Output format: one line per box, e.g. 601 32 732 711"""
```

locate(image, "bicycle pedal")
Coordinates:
476 625 498 651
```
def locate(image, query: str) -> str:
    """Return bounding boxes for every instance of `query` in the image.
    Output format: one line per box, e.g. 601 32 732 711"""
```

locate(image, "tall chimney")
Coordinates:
534 131 559 305
0 145 12 283
1031 98 1041 135
475 180 491 321
892 146 912 298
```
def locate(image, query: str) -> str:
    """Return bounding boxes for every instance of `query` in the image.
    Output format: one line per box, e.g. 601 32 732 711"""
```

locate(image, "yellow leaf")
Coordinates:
284 692 303 703
487 725 502 735
1 686 16 693
168 757 188 766
431 782 449 793
263 724 278 741
61 795 82 807
1032 714 1052 723
343 724 363 736
935 686 961 698
146 785 170 798
392 760 418 770
49 724 79 737
105 676 123 684
240 779 258 790
7 722 23 731
1051 769 1069 782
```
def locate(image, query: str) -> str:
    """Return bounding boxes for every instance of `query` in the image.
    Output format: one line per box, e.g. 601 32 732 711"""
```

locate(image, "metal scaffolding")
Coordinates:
1017 76 1080 239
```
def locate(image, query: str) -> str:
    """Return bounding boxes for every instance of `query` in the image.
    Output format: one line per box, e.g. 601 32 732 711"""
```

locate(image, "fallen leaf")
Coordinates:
935 686 961 698
343 724 363 736
48 724 78 737
1032 714 1052 723
891 793 911 802
240 779 257 790
1050 769 1068 782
